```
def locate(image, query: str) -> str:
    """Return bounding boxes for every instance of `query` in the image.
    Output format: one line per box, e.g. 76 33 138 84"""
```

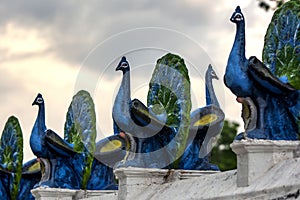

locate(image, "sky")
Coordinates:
0 0 274 162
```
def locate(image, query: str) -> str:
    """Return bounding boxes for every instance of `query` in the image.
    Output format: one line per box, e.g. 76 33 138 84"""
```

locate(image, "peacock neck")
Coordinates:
114 70 131 115
231 21 246 63
205 75 219 107
36 103 47 132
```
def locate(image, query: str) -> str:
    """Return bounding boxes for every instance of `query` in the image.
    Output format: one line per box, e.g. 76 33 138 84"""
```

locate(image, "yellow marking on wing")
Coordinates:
100 140 122 152
28 162 40 172
193 114 218 126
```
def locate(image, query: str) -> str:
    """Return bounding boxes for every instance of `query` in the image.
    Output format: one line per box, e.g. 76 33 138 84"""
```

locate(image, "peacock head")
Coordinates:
116 56 130 73
32 93 44 106
207 64 219 80
230 6 244 23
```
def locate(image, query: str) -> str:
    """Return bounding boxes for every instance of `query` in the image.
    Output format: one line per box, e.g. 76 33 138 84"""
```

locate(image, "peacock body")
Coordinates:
30 93 79 188
178 65 224 170
113 54 191 168
225 5 299 140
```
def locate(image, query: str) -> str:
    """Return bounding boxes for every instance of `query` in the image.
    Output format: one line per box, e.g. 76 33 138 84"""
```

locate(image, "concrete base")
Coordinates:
114 167 219 200
31 187 117 200
31 188 78 200
230 139 300 187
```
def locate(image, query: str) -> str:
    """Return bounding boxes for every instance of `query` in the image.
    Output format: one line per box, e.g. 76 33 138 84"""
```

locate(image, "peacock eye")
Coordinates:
235 13 243 21
36 98 43 103
122 63 128 68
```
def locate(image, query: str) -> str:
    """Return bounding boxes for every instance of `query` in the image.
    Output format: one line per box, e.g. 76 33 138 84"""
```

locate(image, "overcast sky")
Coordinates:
0 0 274 162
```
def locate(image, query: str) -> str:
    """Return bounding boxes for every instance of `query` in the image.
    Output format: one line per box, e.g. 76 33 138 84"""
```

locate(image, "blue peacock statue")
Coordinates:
113 54 195 169
224 6 299 140
178 65 224 170
112 56 172 168
30 91 129 190
30 93 78 188
113 54 225 170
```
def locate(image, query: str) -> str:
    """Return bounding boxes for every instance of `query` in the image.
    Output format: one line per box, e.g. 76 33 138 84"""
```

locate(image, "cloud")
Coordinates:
0 1 230 68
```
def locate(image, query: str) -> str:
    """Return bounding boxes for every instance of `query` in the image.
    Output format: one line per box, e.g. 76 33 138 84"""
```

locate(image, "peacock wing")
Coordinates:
130 98 171 132
130 99 151 126
94 135 130 167
64 90 96 189
45 129 76 156
190 105 225 132
190 105 225 156
262 0 300 90
248 56 297 95
21 158 41 178
147 53 191 166
0 116 23 200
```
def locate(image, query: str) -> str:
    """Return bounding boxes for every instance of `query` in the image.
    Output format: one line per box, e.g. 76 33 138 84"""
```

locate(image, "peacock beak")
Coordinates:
116 65 121 71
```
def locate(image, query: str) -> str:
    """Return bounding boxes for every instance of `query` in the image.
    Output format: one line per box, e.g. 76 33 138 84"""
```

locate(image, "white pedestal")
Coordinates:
31 188 78 200
114 167 219 200
231 139 300 187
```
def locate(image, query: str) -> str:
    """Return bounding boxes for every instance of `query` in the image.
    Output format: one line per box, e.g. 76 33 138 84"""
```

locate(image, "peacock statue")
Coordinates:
113 54 192 168
178 64 224 170
30 91 128 190
30 93 78 188
224 5 299 140
112 56 170 168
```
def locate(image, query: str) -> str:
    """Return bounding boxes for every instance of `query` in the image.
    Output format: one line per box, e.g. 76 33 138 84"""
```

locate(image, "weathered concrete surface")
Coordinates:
135 157 300 200
114 167 218 200
31 188 118 200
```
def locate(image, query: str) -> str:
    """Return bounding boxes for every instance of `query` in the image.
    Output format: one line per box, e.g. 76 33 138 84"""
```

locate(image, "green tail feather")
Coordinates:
263 0 300 133
147 53 191 167
263 0 300 89
64 90 96 189
0 116 23 200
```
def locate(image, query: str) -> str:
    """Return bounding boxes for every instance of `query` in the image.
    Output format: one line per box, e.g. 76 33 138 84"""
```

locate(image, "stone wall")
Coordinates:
32 139 300 200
